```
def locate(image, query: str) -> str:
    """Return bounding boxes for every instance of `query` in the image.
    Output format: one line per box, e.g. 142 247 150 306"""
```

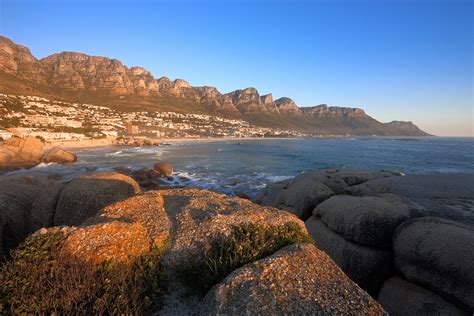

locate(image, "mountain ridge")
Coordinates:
0 35 429 136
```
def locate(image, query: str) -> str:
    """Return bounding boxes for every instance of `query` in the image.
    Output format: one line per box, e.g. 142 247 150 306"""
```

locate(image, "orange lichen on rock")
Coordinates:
60 221 150 265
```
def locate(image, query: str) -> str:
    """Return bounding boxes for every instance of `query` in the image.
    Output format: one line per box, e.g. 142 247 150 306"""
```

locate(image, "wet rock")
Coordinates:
54 172 141 226
393 217 474 311
42 147 77 164
146 169 161 179
313 194 418 248
112 165 131 174
200 243 386 315
154 162 173 177
378 276 470 316
234 191 251 200
306 216 393 295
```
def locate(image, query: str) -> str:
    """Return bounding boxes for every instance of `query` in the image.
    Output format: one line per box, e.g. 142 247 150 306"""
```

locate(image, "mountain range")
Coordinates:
0 36 429 136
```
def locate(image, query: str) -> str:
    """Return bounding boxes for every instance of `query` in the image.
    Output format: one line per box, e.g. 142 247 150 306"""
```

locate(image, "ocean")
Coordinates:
4 137 474 198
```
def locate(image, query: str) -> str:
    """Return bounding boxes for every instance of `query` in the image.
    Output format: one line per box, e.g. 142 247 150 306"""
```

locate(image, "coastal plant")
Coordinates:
181 222 313 292
0 232 166 315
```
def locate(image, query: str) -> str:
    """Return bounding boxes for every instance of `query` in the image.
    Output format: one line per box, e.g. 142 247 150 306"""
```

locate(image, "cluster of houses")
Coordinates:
0 93 309 141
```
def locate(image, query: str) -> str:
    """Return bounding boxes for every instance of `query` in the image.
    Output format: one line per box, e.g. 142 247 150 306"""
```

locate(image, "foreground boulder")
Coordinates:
313 194 417 248
306 216 393 295
42 146 77 164
2 188 384 315
54 172 141 226
378 277 470 316
200 243 386 315
0 137 44 171
1 191 170 315
0 175 61 259
61 191 171 264
160 188 308 275
154 162 173 177
393 217 474 311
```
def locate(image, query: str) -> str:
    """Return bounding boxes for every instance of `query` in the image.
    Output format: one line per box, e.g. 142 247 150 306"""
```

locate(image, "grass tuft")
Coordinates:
0 232 166 315
180 222 313 292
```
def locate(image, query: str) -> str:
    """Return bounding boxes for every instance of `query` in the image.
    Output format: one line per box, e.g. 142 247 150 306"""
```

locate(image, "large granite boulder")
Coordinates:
306 216 393 295
378 276 470 316
0 175 60 258
313 194 418 248
42 146 77 164
200 243 386 315
160 188 307 273
54 172 141 226
0 137 44 171
256 169 405 220
393 217 474 311
60 191 171 264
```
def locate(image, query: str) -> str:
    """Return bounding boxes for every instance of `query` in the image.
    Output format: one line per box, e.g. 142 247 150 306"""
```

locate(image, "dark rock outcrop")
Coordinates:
378 276 470 316
0 175 62 259
393 217 474 311
306 216 393 295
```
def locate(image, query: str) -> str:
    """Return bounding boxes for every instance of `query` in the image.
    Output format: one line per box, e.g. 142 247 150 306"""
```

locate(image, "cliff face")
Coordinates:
0 35 430 136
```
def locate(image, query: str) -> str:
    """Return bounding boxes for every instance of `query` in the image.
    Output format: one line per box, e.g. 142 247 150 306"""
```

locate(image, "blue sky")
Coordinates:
1 0 472 136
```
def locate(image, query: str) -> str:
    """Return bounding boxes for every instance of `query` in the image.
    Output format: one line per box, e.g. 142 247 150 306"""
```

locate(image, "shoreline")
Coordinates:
44 135 451 150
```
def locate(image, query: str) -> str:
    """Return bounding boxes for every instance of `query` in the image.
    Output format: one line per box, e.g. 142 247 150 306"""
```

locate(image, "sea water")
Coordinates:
4 137 473 198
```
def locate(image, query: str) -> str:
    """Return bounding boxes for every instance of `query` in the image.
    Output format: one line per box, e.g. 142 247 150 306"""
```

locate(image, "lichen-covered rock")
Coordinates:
54 172 141 226
42 146 77 164
44 191 171 265
378 276 470 316
393 217 474 311
160 188 307 273
306 216 393 295
0 137 44 171
313 194 418 248
200 243 386 315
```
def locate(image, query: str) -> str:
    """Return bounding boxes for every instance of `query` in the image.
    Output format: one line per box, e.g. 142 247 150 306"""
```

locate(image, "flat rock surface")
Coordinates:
200 243 386 315
393 217 474 311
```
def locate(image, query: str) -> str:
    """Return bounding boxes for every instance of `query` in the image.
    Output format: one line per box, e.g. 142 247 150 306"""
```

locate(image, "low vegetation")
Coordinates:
0 232 166 315
181 222 313 292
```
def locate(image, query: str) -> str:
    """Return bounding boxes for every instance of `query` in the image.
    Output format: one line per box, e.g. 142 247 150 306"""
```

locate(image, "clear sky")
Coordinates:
1 0 472 136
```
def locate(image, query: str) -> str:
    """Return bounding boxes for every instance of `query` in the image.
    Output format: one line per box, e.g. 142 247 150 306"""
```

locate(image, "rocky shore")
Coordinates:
0 164 472 314
0 137 77 172
257 169 474 315
0 171 385 315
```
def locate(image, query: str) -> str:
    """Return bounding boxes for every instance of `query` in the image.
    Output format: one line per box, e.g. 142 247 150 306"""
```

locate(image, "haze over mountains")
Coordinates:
0 36 429 136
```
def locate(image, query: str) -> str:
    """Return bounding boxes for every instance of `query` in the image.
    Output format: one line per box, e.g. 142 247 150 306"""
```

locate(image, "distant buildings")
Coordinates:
125 122 139 135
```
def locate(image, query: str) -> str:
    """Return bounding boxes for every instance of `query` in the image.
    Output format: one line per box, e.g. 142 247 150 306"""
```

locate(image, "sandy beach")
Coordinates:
44 136 300 150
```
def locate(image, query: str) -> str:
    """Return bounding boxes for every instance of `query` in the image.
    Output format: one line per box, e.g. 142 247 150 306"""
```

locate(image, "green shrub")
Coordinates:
181 222 313 292
0 232 166 315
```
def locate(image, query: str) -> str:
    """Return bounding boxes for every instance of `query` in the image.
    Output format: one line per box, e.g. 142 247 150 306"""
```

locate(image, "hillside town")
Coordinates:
0 94 308 142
